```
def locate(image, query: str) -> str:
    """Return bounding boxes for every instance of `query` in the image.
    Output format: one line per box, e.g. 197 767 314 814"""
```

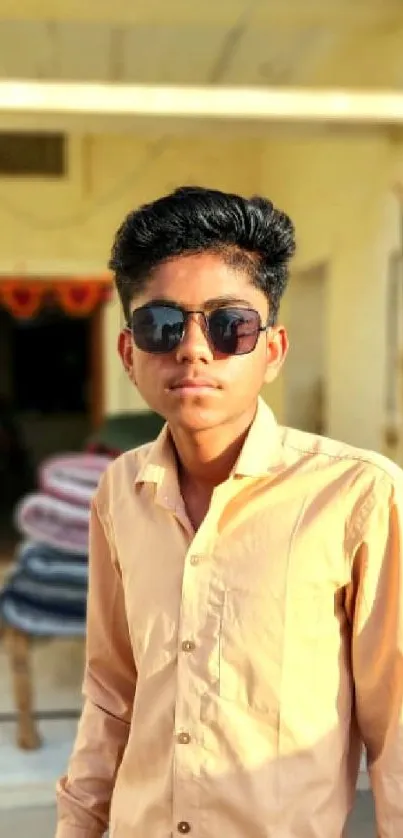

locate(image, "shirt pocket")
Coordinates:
218 587 323 721
280 586 351 733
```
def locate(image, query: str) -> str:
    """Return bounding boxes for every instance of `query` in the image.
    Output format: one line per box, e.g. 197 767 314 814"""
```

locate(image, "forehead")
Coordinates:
132 252 267 312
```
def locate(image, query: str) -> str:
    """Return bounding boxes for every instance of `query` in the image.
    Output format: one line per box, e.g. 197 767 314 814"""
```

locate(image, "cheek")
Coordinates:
132 354 163 388
225 351 267 389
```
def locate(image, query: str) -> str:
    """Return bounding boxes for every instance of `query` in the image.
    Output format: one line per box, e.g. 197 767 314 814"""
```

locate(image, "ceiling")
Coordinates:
0 0 402 90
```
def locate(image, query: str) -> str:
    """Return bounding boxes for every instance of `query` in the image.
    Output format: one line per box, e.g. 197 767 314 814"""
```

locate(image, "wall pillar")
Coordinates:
326 198 391 449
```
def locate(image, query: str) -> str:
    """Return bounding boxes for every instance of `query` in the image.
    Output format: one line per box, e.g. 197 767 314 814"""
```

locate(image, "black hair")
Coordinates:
109 185 296 325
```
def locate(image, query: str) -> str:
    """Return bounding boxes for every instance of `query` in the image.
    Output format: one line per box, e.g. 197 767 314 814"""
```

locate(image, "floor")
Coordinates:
347 793 376 836
0 556 85 809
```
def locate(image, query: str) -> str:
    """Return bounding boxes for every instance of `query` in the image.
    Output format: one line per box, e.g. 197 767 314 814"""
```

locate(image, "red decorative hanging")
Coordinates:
0 277 113 319
0 281 45 318
56 282 108 316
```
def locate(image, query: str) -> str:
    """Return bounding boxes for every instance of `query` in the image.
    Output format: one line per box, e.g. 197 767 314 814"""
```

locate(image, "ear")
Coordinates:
118 328 137 385
264 326 289 384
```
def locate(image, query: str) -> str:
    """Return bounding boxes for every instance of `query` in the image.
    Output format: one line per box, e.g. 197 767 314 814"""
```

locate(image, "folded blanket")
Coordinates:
0 578 86 637
0 540 88 636
1 568 87 613
17 540 88 585
38 453 111 506
15 494 90 555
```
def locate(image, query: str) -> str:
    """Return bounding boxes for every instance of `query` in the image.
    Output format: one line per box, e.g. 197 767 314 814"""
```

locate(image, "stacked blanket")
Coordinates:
39 453 111 506
0 453 111 637
0 411 163 637
16 453 110 555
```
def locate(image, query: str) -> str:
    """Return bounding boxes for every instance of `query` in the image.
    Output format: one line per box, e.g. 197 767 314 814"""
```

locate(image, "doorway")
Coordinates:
0 303 101 553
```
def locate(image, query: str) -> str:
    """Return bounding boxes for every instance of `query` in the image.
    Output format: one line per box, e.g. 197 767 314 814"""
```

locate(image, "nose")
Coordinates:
175 312 213 364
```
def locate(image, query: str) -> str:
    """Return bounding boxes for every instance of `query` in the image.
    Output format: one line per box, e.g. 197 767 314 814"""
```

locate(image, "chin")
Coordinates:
168 404 224 433
146 388 224 431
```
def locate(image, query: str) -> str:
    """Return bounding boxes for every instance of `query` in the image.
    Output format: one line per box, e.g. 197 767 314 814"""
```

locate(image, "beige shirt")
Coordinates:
56 398 403 838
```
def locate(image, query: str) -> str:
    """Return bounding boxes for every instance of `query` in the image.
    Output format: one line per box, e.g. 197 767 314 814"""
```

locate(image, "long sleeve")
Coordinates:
55 495 137 838
351 472 403 837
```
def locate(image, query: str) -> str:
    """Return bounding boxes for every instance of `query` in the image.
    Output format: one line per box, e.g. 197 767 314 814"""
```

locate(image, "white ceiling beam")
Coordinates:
2 81 403 128
0 0 402 27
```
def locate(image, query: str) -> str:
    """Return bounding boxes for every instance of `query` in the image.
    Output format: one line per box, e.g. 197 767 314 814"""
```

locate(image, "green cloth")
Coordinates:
87 411 165 453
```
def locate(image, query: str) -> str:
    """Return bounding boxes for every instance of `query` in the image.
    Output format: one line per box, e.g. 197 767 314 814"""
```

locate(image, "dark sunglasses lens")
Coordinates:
209 308 261 355
131 306 184 353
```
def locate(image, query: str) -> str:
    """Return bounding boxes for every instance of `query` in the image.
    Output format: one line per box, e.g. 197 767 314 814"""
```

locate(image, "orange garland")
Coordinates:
0 281 45 319
56 282 106 316
0 277 113 319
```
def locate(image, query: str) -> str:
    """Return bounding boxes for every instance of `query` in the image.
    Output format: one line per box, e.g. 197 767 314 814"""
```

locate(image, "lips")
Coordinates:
170 377 219 390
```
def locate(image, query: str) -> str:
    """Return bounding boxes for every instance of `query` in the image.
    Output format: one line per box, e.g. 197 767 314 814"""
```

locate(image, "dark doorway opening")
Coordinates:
0 305 93 556
13 307 89 414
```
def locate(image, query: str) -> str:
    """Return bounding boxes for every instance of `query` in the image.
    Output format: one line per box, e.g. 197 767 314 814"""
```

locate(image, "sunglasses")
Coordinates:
129 303 269 356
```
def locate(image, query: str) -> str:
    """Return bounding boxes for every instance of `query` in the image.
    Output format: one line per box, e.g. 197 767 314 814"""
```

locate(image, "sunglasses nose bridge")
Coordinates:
182 309 209 341
174 309 213 361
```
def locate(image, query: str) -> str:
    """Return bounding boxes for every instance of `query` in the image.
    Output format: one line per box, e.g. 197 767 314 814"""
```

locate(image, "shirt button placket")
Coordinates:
174 546 208 838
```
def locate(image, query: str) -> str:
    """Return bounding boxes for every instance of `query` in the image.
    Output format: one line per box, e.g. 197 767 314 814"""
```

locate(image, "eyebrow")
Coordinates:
205 296 253 310
144 295 254 310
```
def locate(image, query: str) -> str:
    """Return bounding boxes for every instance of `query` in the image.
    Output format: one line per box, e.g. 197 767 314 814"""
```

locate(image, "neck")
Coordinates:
169 404 257 489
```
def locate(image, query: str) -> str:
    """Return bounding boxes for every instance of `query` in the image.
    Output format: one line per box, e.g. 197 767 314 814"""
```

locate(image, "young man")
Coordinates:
56 186 403 837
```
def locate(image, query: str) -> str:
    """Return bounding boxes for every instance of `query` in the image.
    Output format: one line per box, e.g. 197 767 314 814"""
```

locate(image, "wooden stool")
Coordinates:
3 625 41 750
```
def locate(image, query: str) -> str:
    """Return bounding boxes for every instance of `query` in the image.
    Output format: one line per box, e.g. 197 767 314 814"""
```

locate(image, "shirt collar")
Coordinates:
232 396 285 477
135 396 284 488
134 423 176 488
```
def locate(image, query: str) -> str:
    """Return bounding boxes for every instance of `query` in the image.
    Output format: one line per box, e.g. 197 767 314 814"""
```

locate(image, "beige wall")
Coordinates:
0 133 263 413
1 128 402 453
261 133 401 452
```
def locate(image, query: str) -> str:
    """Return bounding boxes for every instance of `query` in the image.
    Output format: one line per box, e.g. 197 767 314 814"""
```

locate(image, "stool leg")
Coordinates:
4 626 41 750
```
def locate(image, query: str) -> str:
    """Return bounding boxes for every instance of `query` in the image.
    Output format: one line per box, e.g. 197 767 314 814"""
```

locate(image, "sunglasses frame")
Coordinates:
127 303 270 356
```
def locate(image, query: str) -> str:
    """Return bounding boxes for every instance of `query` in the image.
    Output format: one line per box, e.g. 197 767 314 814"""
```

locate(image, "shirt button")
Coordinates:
177 731 191 744
189 555 200 566
181 640 195 653
177 822 191 834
